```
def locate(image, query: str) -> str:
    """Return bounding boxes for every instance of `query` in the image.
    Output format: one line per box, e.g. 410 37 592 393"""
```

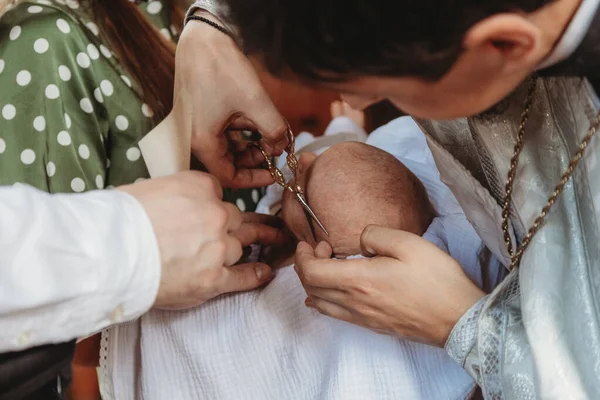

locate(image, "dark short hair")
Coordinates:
225 0 550 82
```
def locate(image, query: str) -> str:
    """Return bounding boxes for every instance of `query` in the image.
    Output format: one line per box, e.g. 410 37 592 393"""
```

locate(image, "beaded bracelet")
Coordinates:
185 15 232 39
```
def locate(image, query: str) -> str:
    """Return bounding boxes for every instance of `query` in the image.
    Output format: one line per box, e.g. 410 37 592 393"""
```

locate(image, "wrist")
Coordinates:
436 285 485 347
184 9 241 47
180 10 237 52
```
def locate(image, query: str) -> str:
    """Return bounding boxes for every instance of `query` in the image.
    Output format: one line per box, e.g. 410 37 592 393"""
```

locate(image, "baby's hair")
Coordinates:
305 142 434 254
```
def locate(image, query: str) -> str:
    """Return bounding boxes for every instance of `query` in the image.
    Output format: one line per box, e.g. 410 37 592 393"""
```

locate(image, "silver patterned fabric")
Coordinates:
417 77 600 399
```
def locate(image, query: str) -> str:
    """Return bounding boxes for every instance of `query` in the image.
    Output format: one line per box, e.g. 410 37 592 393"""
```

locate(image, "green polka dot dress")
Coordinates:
0 0 262 212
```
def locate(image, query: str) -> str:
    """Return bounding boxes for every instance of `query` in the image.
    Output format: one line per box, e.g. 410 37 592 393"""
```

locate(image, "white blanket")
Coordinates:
101 117 501 400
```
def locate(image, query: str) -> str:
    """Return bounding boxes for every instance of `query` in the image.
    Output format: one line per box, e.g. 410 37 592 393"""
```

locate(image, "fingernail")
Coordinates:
255 264 272 281
305 298 314 308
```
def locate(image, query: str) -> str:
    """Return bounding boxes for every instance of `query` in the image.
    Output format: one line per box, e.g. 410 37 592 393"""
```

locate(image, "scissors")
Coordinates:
250 129 329 238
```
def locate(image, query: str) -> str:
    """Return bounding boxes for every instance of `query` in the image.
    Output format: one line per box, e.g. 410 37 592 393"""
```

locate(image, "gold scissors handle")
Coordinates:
250 129 328 237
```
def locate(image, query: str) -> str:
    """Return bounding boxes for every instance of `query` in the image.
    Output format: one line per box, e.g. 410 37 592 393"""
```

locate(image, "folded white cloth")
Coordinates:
101 116 499 400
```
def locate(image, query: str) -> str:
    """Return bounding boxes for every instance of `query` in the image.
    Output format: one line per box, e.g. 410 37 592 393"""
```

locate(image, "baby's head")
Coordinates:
281 142 434 257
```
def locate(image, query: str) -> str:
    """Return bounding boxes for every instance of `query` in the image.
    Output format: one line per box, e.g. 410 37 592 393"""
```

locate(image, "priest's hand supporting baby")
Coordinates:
295 227 485 347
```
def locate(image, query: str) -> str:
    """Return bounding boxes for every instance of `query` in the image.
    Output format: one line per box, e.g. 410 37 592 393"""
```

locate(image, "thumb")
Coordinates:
243 93 289 154
360 225 426 260
219 262 273 294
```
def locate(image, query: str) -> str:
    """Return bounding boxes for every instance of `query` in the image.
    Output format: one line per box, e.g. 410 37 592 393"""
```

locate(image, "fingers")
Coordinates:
218 262 273 294
241 212 284 228
229 167 276 189
295 242 367 289
305 297 355 323
234 145 268 169
223 235 243 266
360 225 425 260
244 96 289 155
303 285 346 304
223 202 243 233
314 241 333 259
228 115 259 131
232 222 286 248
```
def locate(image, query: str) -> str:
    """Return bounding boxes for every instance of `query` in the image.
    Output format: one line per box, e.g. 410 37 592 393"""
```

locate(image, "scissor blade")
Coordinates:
296 193 329 236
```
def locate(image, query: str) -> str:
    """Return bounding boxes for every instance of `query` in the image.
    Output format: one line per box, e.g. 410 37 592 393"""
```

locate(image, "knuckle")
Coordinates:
207 174 223 195
212 240 228 264
212 206 229 230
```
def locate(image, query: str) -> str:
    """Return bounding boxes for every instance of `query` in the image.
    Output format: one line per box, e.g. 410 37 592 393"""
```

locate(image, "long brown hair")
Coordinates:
93 0 185 121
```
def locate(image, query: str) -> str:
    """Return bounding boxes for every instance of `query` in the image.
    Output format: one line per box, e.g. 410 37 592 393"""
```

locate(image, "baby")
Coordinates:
281 141 434 257
101 117 481 400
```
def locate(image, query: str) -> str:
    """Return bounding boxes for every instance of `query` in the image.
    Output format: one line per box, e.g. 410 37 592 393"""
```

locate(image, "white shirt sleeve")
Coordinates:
0 184 161 352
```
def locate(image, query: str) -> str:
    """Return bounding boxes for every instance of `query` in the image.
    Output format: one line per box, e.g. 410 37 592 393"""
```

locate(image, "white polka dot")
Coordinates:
58 65 71 81
120 75 131 87
80 98 93 113
236 198 246 212
71 177 85 192
2 104 16 120
33 116 46 132
170 25 179 36
252 189 260 203
100 80 114 96
16 70 31 86
95 174 104 189
87 44 99 60
94 88 103 103
57 131 71 146
141 104 154 118
85 21 99 36
115 115 129 131
0 59 4 75
78 144 90 159
126 147 141 162
9 26 21 41
66 0 79 9
46 161 56 177
37 0 52 5
134 177 146 183
76 52 90 68
45 84 60 99
0 138 5 153
64 113 71 128
106 159 111 168
160 28 171 40
55 0 65 3
56 18 70 33
147 1 163 15
34 38 49 54
20 149 36 165
28 5 43 13
99 44 112 58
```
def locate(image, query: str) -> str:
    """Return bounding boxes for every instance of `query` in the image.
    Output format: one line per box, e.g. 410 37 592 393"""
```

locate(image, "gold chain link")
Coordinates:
502 78 600 270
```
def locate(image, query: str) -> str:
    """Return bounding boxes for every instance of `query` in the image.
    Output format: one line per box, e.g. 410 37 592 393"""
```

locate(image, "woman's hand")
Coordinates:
295 225 485 347
175 12 289 189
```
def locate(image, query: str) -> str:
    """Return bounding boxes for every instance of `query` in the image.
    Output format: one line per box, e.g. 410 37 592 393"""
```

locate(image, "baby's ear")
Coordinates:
298 152 317 173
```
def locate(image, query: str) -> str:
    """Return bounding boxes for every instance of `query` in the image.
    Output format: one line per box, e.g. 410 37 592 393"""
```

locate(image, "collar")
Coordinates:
537 0 600 69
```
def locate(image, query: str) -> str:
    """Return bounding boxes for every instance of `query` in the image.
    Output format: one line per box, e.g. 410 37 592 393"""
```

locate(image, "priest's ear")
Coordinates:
463 13 544 73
